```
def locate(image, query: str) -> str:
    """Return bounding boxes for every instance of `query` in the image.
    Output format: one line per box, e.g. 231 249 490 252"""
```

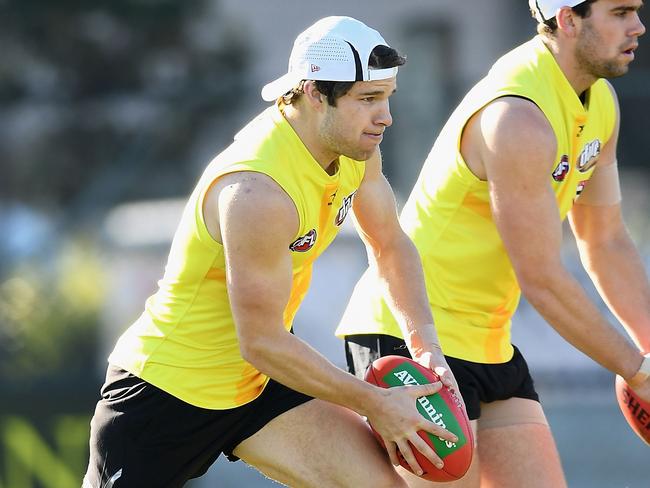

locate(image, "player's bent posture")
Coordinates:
337 1 650 486
83 16 462 488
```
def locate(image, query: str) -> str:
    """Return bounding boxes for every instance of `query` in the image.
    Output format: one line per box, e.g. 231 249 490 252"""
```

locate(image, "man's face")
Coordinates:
318 77 396 162
575 0 645 78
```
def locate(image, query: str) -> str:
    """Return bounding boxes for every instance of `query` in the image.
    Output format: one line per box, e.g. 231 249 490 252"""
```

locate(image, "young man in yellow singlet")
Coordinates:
338 1 650 486
83 16 463 488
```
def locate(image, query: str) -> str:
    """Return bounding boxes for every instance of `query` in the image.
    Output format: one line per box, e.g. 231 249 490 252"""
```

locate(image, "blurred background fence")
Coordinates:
1 1 649 486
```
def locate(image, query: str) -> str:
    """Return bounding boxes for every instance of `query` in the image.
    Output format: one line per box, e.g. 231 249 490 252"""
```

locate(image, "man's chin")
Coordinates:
346 147 378 162
601 62 630 79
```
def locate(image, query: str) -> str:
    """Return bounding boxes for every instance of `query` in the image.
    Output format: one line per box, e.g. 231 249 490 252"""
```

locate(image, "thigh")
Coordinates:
477 399 566 488
233 399 407 488
478 396 548 430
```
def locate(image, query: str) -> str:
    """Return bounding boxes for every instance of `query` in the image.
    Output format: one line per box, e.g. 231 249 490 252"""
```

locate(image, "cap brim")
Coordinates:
261 73 302 102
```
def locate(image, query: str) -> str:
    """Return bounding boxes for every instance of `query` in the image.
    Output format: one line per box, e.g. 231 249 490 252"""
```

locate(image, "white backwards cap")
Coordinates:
261 16 398 102
529 0 588 22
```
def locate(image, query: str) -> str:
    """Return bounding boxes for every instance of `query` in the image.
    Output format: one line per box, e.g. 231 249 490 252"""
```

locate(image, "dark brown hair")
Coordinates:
534 0 598 36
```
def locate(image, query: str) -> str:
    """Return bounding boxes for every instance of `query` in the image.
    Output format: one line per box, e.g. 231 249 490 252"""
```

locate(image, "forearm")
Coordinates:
241 329 381 417
369 233 441 354
579 235 650 352
521 266 643 379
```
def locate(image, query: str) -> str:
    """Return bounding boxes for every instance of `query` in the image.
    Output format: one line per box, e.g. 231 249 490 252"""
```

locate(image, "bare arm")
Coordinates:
467 96 645 384
570 202 650 353
351 151 457 389
569 83 650 354
204 171 456 474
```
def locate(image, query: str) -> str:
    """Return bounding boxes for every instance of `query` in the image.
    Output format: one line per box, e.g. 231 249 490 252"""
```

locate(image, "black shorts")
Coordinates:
344 334 539 421
83 364 313 488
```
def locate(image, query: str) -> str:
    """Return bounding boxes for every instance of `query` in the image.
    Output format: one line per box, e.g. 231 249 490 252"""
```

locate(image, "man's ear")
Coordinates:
302 81 325 110
556 6 578 37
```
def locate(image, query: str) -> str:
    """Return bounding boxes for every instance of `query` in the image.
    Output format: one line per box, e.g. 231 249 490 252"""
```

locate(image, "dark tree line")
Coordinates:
0 0 250 215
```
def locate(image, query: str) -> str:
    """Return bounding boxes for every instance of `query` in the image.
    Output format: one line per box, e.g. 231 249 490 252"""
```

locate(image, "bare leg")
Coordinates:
233 399 407 488
477 398 566 488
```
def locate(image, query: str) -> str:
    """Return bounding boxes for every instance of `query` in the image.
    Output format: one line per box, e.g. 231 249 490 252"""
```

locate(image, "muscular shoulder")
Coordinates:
464 97 557 178
480 97 555 152
204 171 299 245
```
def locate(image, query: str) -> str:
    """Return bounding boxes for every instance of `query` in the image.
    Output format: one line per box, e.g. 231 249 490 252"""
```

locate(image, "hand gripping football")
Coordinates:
364 355 474 481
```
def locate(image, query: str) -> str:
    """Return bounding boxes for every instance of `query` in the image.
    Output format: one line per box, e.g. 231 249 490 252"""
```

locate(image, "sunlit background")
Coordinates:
1 1 649 487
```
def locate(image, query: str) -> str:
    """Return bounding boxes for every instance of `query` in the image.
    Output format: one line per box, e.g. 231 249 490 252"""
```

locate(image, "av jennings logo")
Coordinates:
382 364 467 456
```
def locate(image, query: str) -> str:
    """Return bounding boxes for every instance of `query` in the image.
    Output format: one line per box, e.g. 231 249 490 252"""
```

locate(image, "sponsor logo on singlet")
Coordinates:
577 139 601 172
552 155 570 182
576 180 587 197
289 229 317 252
335 191 356 226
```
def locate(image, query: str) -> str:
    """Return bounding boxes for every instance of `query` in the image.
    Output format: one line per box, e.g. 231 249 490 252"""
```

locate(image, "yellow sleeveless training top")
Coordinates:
336 37 615 363
109 105 365 408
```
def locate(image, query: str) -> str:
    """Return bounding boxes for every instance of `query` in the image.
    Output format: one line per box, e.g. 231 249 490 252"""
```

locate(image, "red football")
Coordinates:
364 355 474 482
615 375 650 445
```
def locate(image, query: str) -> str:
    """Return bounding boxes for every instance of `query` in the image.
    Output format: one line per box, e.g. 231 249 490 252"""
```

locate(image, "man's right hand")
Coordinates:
364 382 458 476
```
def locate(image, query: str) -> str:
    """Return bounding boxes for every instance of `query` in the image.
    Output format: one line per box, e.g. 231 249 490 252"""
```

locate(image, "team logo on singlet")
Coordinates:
576 139 601 173
552 155 570 182
289 229 317 252
335 191 357 226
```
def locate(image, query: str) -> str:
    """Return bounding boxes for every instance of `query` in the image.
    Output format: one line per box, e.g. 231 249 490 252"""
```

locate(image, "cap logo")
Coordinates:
310 64 321 73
